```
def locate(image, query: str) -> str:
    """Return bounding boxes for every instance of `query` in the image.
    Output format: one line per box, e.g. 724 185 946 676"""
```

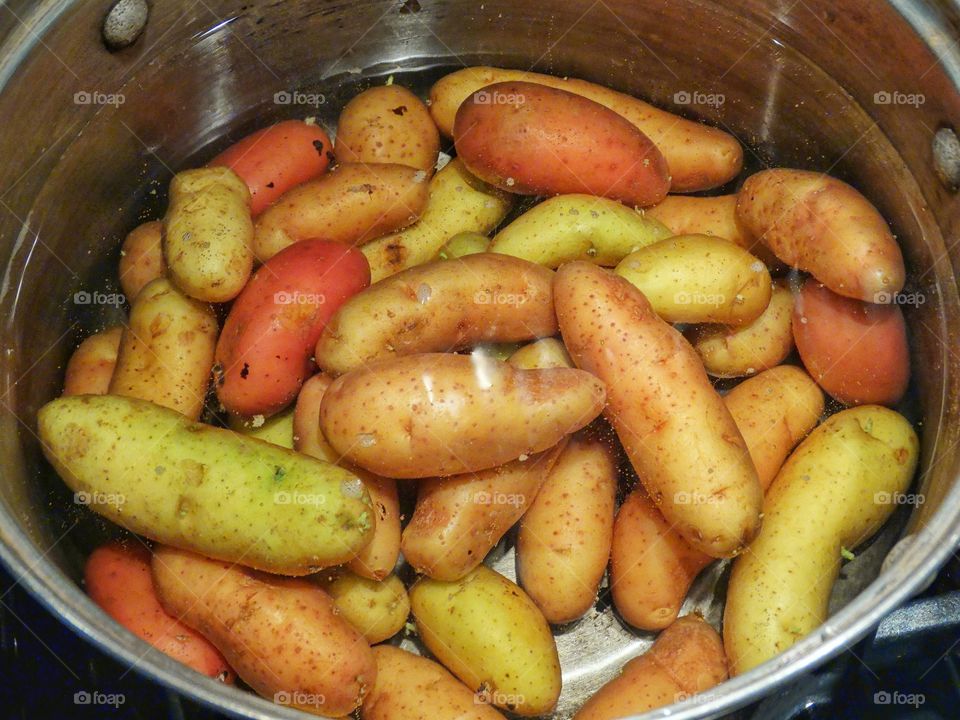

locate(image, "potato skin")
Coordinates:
454 81 669 206
410 565 561 716
315 253 557 376
737 169 905 301
437 231 490 259
316 570 409 644
152 546 375 716
319 353 606 478
793 279 910 406
508 338 573 370
554 262 761 557
228 407 295 448
119 221 166 300
63 326 123 396
724 406 919 674
108 278 217 420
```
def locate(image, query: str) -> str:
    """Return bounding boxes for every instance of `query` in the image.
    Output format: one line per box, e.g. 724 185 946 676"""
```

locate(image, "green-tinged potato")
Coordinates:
437 231 490 259
490 194 671 267
39 395 373 575
108 278 217 421
119 221 166 300
737 168 906 301
362 158 514 282
724 406 919 674
319 353 606 478
315 254 557 375
615 234 771 325
411 565 561 716
152 546 375 716
555 262 761 557
63 326 123 396
517 433 617 623
315 570 409 644
163 167 253 302
254 163 430 261
228 407 295 448
508 337 573 370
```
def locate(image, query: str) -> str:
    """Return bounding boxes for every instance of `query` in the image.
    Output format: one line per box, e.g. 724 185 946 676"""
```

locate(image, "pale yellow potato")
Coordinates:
362 158 514 282
319 353 606 478
555 262 761 558
315 253 557 375
724 405 919 674
315 570 409 644
437 230 490 259
118 220 166 300
411 565 561 716
62 326 123 396
615 234 772 325
228 406 294 448
108 278 217 420
489 194 671 267
508 337 574 370
163 167 253 302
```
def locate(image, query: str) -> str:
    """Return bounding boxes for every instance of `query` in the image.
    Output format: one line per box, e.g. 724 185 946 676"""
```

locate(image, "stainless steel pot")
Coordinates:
1 1 959 718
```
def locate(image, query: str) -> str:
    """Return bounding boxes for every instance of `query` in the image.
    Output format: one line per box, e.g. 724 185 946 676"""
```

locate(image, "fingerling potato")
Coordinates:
437 231 490 259
63 326 123 396
315 570 409 644
228 406 295 449
119 220 165 300
508 337 573 370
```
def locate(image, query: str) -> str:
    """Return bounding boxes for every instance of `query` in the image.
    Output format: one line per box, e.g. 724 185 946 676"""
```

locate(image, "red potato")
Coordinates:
62 326 123 396
119 221 166 300
85 541 233 682
793 278 910 406
215 240 370 418
209 119 333 216
454 81 669 206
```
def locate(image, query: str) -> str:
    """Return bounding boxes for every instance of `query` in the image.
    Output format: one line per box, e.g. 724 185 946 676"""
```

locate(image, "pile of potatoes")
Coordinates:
44 66 921 719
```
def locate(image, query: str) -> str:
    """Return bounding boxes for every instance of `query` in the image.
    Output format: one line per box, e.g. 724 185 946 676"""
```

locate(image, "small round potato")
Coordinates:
508 338 574 370
315 570 409 644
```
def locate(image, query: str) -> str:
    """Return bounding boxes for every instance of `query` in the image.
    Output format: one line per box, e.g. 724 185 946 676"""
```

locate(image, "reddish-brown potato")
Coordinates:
63 326 123 396
119 221 166 300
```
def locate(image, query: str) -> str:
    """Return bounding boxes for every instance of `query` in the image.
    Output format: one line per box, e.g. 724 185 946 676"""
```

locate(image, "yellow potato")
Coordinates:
410 565 561 716
724 405 919 674
163 167 253 302
118 220 166 300
489 194 671 267
315 253 557 375
508 338 574 370
615 234 771 325
62 326 123 396
108 278 217 420
315 570 409 644
319 353 606 478
362 158 514 282
228 406 294 448
436 231 490 259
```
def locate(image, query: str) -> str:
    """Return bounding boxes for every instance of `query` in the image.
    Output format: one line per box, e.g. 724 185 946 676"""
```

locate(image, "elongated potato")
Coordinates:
362 158 514 282
163 167 253 302
508 338 573 370
152 546 375 716
316 570 409 644
293 373 338 462
555 262 761 557
437 231 490 259
518 433 617 623
39 395 373 575
737 169 905 301
430 67 743 192
228 406 295 448
119 221 165 300
573 615 728 719
411 565 561 716
108 278 217 420
724 406 919 674
315 254 557 375
490 194 671 267
615 234 771 325
363 646 507 720
319 353 606 478
254 163 430 260
63 326 123 396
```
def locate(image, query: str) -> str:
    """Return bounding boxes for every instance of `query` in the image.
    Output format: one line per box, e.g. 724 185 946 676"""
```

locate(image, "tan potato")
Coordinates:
508 338 573 370
119 220 166 300
315 254 557 375
152 546 375 716
293 373 338 462
62 326 123 396
319 353 606 478
315 570 409 644
254 163 430 260
108 278 217 420
436 231 490 259
227 407 295 448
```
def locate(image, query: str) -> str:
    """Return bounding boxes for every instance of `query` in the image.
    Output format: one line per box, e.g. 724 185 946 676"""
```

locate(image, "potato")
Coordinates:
163 167 253 302
315 254 557 375
39 395 373 575
615 234 771 325
508 337 573 370
454 82 668 206
108 278 217 420
228 406 295 448
410 565 561 716
555 262 761 557
335 84 440 171
793 278 910 406
489 194 671 267
152 546 375 716
119 220 165 300
737 168 906 301
687 279 794 377
315 570 409 644
253 162 429 261
293 373 338 462
364 646 506 720
517 433 617 623
429 67 742 192
403 443 565 581
724 405 919 674
573 615 727 719
319 353 606 478
63 326 123 396
362 158 514 282
85 541 233 681
437 231 490 259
